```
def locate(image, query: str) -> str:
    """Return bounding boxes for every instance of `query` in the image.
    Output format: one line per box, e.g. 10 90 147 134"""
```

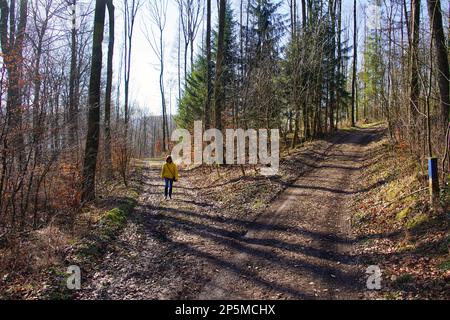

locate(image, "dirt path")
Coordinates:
198 129 379 300
76 128 382 300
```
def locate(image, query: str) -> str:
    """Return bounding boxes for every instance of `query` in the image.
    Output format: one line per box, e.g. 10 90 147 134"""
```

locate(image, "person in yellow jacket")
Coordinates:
161 155 179 200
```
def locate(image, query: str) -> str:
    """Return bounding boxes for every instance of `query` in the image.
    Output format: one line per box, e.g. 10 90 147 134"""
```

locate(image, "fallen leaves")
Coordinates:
352 138 449 300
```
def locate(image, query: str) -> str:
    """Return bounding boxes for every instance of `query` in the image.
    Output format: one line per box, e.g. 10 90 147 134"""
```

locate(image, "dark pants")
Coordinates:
164 178 174 198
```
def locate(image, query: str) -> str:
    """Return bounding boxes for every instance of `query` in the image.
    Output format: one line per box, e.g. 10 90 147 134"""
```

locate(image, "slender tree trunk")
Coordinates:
0 0 28 169
32 26 46 164
403 0 411 47
104 0 115 177
214 0 226 131
68 0 78 147
190 33 194 73
81 0 106 202
301 0 306 28
178 12 181 102
351 0 357 127
409 0 421 144
160 30 167 152
336 0 342 128
184 41 189 82
204 0 212 129
329 0 336 132
301 0 309 138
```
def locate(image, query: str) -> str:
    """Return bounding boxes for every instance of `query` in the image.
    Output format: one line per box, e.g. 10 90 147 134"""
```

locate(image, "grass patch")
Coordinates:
48 196 139 299
73 197 138 263
385 182 402 201
438 259 450 271
406 213 429 231
396 207 410 221
437 237 450 255
394 273 414 290
383 291 402 300
396 242 415 253
76 241 101 258
44 267 75 300
341 126 359 132
100 197 137 235
353 210 370 225
252 199 266 210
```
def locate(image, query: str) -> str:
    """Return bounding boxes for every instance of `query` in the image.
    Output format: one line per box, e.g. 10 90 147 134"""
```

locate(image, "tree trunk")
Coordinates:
426 0 449 131
301 0 306 28
32 21 47 164
214 0 226 131
81 0 106 202
69 0 78 147
351 0 357 127
160 30 167 152
0 0 28 169
204 0 212 129
409 0 421 144
104 0 115 177
329 0 336 132
178 12 181 102
336 0 342 129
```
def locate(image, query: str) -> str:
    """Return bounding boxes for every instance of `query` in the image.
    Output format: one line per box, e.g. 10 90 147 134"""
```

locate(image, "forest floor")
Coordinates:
2 125 447 300
73 126 411 300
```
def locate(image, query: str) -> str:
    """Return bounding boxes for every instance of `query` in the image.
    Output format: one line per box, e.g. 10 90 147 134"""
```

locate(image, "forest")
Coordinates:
0 0 448 301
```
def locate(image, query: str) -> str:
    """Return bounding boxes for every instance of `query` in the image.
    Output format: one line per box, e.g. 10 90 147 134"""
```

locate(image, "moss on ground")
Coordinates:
396 207 410 221
438 259 450 271
352 133 450 299
406 213 430 231
43 196 139 300
75 197 138 261
394 273 415 289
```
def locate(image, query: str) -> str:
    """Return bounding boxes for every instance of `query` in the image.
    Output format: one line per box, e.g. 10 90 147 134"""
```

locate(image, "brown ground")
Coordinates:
75 128 384 300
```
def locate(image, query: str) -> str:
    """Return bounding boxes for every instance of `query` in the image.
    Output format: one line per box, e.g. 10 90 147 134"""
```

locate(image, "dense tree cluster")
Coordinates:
177 0 352 143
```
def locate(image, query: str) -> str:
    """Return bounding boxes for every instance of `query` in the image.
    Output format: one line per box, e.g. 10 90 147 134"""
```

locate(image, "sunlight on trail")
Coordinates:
131 158 165 168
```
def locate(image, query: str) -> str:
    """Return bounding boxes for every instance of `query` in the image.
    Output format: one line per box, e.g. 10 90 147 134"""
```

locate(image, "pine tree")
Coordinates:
176 4 238 129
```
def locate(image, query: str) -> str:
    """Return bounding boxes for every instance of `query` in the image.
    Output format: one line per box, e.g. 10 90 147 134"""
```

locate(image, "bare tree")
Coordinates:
81 0 106 202
0 0 29 167
119 0 142 185
426 0 449 132
104 0 114 177
214 0 226 131
123 0 142 132
351 0 357 127
204 0 211 129
30 0 54 162
177 9 181 102
336 0 342 128
176 0 203 81
143 0 169 152
409 0 420 144
68 0 78 147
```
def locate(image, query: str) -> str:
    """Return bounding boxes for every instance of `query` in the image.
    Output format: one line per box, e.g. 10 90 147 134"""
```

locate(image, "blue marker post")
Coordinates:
428 157 439 207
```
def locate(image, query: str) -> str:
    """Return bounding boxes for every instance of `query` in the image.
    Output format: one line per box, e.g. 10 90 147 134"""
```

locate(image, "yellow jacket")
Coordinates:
161 162 179 180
